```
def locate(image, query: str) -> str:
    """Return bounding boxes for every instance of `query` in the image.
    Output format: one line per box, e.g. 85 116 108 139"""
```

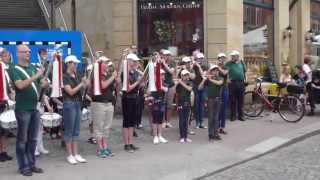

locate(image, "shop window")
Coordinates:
243 1 274 61
137 0 204 57
311 0 320 35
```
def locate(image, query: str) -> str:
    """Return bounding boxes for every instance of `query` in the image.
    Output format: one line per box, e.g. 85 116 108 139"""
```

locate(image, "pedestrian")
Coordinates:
306 69 320 116
91 56 117 158
225 50 246 121
63 55 89 164
176 69 193 143
199 65 223 141
11 44 47 176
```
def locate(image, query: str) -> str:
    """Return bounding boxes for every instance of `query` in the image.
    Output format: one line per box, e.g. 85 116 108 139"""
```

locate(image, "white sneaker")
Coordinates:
166 123 173 128
35 149 40 156
67 155 77 165
179 138 185 143
74 154 87 163
185 138 192 143
153 136 159 144
162 123 167 128
39 148 50 155
158 136 168 143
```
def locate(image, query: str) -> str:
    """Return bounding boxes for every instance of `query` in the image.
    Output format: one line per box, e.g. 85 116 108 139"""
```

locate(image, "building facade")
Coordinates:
56 0 318 80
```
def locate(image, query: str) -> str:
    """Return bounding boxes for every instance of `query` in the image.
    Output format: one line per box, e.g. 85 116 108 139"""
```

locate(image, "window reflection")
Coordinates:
137 0 204 57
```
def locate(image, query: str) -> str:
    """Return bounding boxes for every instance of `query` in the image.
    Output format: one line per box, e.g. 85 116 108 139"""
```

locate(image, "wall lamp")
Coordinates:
305 29 315 43
283 26 292 39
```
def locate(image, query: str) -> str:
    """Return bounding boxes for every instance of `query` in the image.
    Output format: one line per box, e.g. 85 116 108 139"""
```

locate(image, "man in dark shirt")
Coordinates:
306 69 320 116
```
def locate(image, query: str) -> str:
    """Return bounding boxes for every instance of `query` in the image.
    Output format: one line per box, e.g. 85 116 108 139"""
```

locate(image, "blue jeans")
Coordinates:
63 101 81 142
178 105 190 139
194 89 205 127
219 87 229 128
15 110 40 171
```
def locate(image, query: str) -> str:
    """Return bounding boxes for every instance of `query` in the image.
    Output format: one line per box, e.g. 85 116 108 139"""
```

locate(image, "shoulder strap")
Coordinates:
240 60 247 81
14 65 39 98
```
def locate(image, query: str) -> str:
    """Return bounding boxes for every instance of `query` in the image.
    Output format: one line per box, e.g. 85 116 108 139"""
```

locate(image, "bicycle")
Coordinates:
243 77 305 123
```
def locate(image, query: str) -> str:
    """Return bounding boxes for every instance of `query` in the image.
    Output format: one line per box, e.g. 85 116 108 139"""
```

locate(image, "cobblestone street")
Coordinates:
204 134 320 180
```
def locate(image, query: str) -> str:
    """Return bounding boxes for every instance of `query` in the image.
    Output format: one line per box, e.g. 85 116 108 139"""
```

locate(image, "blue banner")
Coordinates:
0 30 82 68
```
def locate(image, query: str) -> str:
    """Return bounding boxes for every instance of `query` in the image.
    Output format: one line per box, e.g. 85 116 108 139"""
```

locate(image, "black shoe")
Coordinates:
213 134 222 140
7 132 16 138
133 131 138 137
239 117 246 121
124 145 134 153
1 152 13 161
31 166 43 173
88 137 97 144
208 135 214 142
230 118 236 122
307 110 314 116
61 141 66 148
129 144 140 151
0 153 6 162
20 169 33 176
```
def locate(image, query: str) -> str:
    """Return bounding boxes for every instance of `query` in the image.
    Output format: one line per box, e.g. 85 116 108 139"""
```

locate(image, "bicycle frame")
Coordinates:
253 81 276 110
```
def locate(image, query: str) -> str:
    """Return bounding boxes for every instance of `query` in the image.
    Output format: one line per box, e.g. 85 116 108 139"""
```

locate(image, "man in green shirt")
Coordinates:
224 50 246 121
11 44 47 176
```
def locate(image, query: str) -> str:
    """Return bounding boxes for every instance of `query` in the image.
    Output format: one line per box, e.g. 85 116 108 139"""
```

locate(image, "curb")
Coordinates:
194 121 320 180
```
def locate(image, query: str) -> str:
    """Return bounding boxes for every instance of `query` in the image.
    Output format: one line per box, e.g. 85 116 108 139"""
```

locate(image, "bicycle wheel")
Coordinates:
278 95 305 123
243 91 264 117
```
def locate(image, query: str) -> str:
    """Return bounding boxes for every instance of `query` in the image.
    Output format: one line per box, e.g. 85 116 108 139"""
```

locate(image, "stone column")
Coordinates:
205 0 243 63
112 0 134 60
274 0 290 73
289 0 310 66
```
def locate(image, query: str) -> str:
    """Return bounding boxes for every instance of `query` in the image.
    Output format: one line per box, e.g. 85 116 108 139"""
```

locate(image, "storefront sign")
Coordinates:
140 1 202 10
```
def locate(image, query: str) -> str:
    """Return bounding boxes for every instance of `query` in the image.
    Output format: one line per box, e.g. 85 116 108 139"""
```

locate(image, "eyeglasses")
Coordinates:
17 51 31 54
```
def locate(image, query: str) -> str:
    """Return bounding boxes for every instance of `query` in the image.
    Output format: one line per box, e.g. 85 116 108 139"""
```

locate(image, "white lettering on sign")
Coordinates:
140 2 201 10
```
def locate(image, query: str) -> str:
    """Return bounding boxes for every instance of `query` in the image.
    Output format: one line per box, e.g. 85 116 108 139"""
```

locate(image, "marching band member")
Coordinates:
121 53 143 153
136 63 145 130
175 69 193 143
177 56 196 136
151 69 169 144
34 95 52 156
217 53 229 134
63 55 89 164
198 65 223 141
11 45 47 176
192 52 208 129
160 49 175 129
91 56 117 158
0 48 14 162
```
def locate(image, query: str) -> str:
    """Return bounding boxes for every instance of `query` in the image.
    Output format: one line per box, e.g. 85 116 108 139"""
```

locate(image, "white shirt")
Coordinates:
303 64 312 82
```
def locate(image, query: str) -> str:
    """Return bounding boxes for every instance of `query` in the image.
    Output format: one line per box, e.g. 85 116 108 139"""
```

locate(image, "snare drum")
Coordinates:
81 108 91 121
0 109 17 129
40 112 62 128
7 100 16 109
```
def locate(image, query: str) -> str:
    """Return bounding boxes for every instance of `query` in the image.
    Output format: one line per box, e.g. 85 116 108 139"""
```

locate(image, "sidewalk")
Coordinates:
0 111 319 180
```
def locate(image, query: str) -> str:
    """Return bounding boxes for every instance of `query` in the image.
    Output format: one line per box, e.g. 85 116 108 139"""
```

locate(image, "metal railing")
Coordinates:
37 0 95 61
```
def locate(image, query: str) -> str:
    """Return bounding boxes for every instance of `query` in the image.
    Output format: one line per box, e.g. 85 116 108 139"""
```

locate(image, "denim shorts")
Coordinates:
63 101 81 142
